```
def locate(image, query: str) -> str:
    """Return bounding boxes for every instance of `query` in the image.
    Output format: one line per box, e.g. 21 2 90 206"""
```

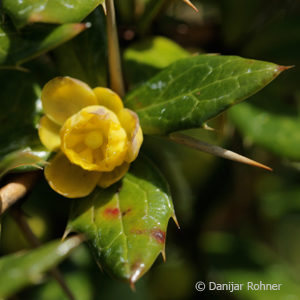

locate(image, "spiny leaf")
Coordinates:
125 55 287 135
67 156 176 285
0 236 83 299
3 0 104 28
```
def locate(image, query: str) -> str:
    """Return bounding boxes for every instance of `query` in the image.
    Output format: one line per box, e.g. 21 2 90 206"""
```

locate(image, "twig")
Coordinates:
11 208 77 300
0 172 40 215
169 132 272 171
105 0 125 97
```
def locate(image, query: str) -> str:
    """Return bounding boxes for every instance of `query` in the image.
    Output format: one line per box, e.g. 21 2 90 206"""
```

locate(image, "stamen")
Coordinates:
84 131 104 149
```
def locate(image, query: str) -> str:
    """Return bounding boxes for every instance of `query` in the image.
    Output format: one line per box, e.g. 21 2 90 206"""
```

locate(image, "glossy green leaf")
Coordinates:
3 0 104 28
54 8 107 87
0 236 83 299
0 21 87 68
67 156 176 284
124 36 189 87
125 55 286 135
0 149 47 179
229 101 300 160
0 70 50 173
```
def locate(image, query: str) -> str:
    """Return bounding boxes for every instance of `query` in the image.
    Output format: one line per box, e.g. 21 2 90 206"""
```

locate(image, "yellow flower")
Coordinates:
38 76 143 198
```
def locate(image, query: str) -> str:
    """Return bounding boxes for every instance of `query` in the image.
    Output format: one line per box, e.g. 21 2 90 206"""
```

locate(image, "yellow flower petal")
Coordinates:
104 122 128 169
60 105 128 172
38 116 61 151
45 152 100 198
118 108 143 162
98 162 130 188
42 77 97 125
93 87 124 114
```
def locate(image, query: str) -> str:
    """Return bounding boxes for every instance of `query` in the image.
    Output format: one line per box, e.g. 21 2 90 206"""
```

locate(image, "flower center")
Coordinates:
84 131 103 149
60 105 128 172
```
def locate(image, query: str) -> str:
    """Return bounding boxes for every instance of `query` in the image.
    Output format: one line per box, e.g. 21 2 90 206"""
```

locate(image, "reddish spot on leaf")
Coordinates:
151 229 166 244
104 208 120 218
122 208 132 216
196 91 201 95
130 229 146 234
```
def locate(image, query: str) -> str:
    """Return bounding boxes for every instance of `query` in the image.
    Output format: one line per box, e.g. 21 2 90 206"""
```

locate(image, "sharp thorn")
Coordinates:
170 132 272 172
202 123 215 131
277 65 294 72
161 249 166 262
61 228 71 241
172 214 180 229
182 0 198 12
129 280 136 291
102 3 107 15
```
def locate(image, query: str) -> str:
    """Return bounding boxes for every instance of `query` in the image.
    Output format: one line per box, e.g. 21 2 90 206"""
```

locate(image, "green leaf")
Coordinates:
54 7 107 87
3 0 104 28
229 100 300 161
0 236 83 299
0 149 47 179
67 156 176 284
0 70 50 172
0 21 87 68
125 55 286 135
124 36 189 87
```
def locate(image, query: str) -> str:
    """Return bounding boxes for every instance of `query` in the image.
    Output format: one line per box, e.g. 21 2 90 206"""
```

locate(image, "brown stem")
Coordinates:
0 171 40 215
11 208 76 300
105 0 125 97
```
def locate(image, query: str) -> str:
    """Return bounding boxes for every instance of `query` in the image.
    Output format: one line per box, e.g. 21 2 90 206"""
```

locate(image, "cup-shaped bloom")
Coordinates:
38 77 143 198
